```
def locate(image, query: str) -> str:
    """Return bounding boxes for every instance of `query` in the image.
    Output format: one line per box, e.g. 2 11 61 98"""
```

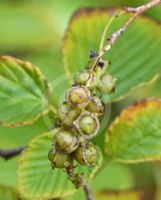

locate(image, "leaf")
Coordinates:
0 56 51 127
154 162 161 200
105 98 161 163
63 8 161 103
0 185 18 200
18 129 102 199
26 48 70 107
92 163 133 191
0 158 18 187
0 117 49 188
95 191 143 200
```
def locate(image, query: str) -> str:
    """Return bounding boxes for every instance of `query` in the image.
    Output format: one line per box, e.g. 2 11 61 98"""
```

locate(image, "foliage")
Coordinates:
0 1 161 200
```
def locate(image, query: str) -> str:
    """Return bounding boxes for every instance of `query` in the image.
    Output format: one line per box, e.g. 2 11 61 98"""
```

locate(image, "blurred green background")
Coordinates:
0 0 161 199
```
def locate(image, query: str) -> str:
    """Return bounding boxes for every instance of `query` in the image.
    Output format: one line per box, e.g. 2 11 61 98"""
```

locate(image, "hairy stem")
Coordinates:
0 147 25 160
99 10 125 51
84 184 95 200
91 0 161 72
101 0 161 55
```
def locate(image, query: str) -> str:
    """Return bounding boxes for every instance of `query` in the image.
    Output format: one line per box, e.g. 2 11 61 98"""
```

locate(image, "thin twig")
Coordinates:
102 0 161 54
90 0 161 72
0 147 25 160
99 11 125 50
84 184 95 200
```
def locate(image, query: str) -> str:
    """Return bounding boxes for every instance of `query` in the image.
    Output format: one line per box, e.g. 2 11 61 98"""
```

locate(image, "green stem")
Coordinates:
87 10 126 75
49 105 57 115
98 10 126 57
99 14 116 51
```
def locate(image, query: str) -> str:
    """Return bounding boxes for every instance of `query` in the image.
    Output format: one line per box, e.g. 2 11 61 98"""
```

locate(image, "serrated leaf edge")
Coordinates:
0 56 53 127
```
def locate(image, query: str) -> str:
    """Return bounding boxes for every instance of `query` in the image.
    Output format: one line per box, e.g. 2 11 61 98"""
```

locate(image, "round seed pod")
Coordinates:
66 85 90 109
86 96 104 115
58 103 81 126
74 142 98 166
54 129 79 153
74 111 99 139
48 148 56 162
97 72 117 94
75 71 90 85
48 149 72 169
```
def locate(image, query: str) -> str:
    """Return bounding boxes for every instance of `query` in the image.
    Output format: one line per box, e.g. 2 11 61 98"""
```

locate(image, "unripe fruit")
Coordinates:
75 71 90 85
74 142 98 166
48 148 56 161
58 103 81 126
48 149 72 168
74 111 99 139
66 85 90 108
54 129 79 153
86 96 104 115
98 72 117 94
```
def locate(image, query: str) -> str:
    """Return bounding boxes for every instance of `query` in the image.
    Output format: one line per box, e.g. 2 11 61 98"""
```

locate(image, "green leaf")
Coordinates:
0 158 18 187
18 129 102 199
154 163 161 200
92 163 133 191
95 191 143 200
0 185 18 200
0 56 51 127
0 117 49 188
63 8 161 103
26 48 70 107
105 98 161 163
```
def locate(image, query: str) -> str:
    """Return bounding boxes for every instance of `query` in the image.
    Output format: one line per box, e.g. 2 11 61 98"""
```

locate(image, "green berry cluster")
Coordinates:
48 54 116 170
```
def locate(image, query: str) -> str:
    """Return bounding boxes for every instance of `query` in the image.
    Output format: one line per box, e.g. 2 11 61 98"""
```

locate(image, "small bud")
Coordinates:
75 71 90 85
48 149 72 168
66 85 90 109
74 111 100 139
97 72 117 94
69 172 85 188
54 129 79 153
86 96 104 115
74 142 98 166
58 103 81 126
95 59 108 78
98 60 105 68
48 148 56 161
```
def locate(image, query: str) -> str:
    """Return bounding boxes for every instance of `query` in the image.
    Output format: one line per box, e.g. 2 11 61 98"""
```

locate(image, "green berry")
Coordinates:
74 111 99 139
48 149 72 168
54 129 79 153
48 148 56 161
75 71 90 85
98 73 117 94
58 103 81 126
80 116 95 135
66 86 90 109
86 96 104 115
74 142 98 166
